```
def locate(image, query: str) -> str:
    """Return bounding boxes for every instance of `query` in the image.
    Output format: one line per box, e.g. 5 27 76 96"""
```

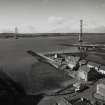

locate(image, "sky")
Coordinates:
0 0 105 33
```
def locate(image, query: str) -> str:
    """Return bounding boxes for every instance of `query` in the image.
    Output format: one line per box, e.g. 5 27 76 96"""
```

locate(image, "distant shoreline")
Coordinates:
0 33 105 39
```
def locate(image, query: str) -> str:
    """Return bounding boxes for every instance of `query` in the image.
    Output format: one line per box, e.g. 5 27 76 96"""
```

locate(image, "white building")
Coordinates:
99 66 105 75
77 65 90 81
65 56 80 69
94 79 105 101
77 65 100 82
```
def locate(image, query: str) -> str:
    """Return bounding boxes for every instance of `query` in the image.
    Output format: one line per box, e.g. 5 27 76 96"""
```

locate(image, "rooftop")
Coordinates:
79 65 90 73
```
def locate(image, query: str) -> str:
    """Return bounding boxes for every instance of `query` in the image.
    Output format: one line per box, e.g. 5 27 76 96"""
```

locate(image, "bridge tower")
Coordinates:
79 19 83 42
14 27 18 39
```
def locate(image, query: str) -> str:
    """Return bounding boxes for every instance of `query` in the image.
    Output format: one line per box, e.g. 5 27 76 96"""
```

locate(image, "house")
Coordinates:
87 63 105 75
73 82 87 92
65 56 80 69
94 79 105 101
99 66 105 75
87 62 99 71
77 65 100 82
77 65 90 81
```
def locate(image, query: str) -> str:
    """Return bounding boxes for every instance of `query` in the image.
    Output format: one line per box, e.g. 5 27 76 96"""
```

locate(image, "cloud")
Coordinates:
2 18 104 33
40 0 49 5
89 26 105 33
95 3 105 9
1 26 15 33
49 18 80 33
17 25 36 33
1 29 14 33
48 19 105 33
0 24 37 33
48 16 65 26
83 20 105 33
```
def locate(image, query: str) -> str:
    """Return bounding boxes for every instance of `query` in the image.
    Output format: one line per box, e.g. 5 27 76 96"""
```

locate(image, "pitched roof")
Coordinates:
87 62 99 67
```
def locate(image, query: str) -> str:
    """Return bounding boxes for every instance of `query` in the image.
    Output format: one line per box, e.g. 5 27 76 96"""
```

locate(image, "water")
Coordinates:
0 35 104 94
0 37 73 94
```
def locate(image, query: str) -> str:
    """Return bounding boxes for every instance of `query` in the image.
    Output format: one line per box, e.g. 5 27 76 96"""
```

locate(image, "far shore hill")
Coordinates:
0 33 105 38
